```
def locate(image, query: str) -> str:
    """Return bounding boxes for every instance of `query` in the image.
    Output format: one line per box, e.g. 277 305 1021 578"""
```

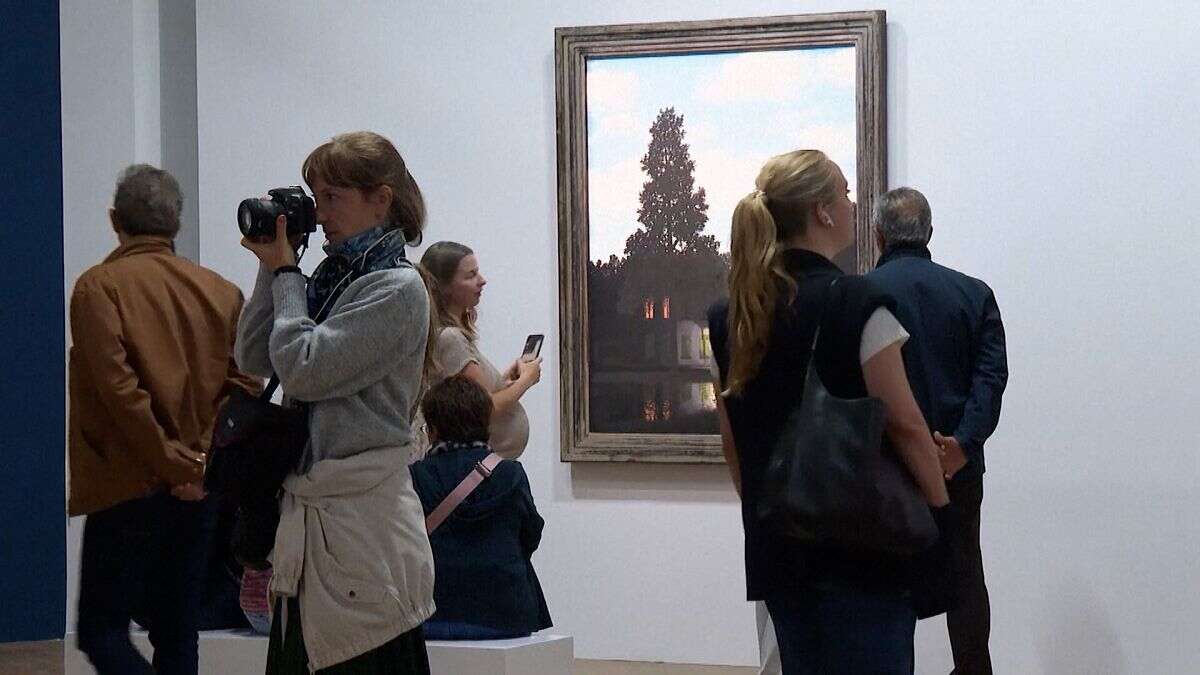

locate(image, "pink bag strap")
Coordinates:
425 452 504 534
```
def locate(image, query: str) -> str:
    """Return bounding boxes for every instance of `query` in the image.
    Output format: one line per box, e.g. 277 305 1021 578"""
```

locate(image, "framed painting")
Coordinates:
555 11 886 462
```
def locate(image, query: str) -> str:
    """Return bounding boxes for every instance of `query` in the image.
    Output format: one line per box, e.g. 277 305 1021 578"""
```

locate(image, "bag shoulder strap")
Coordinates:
259 374 282 402
425 452 504 534
807 277 841 360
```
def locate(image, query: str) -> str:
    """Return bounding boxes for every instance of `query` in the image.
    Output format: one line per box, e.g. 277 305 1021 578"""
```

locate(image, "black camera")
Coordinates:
237 187 317 239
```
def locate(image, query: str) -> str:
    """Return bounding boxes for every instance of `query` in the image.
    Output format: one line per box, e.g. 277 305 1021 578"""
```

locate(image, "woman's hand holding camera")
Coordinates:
241 214 300 272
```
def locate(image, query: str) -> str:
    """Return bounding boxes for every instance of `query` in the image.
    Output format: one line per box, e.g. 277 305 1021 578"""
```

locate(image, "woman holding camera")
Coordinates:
235 131 437 673
419 242 541 459
707 150 950 673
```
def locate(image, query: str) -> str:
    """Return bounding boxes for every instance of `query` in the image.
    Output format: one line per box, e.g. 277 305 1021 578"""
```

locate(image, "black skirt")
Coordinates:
266 597 431 674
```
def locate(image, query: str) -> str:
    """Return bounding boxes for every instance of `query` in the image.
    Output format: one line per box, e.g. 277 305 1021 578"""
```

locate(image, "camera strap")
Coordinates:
294 232 311 265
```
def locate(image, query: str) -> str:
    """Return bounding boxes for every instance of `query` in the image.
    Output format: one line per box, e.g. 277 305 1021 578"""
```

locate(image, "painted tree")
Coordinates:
626 107 718 258
620 108 726 323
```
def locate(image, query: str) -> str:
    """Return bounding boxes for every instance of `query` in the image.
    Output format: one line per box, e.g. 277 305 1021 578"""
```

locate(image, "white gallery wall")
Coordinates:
60 1 1198 672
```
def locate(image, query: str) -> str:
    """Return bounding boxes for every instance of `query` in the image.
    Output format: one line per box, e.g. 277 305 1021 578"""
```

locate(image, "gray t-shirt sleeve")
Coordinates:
436 327 479 380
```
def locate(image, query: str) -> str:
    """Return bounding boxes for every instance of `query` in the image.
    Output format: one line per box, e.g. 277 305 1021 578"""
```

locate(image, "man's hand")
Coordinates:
162 441 206 484
166 442 206 469
934 431 967 481
171 481 207 501
240 214 298 271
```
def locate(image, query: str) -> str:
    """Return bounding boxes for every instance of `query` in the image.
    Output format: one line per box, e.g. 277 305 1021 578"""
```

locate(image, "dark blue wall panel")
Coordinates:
0 0 67 643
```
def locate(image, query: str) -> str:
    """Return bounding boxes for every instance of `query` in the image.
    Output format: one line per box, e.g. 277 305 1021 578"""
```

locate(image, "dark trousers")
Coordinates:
947 477 991 675
76 491 218 675
267 597 431 674
766 583 916 675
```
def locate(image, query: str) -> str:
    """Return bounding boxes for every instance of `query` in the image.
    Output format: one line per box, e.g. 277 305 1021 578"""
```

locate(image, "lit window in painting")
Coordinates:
662 296 671 319
642 383 657 422
642 400 657 422
700 382 717 411
643 298 654 319
700 328 712 359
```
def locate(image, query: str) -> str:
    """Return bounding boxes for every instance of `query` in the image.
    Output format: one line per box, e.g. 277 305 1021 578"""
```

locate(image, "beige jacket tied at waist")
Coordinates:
271 443 435 671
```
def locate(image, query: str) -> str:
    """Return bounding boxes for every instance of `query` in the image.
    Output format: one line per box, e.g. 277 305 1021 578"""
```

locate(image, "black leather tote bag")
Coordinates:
205 375 307 569
756 284 939 555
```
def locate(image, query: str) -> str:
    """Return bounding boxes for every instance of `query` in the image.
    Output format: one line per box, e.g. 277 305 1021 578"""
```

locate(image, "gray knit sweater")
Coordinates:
235 262 429 470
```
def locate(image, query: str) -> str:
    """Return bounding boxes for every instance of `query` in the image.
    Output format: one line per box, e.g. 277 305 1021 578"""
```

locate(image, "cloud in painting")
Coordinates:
587 155 645 261
689 146 764 249
773 118 858 197
586 68 639 113
775 117 855 159
597 112 645 138
684 119 716 146
690 119 858 251
697 48 856 104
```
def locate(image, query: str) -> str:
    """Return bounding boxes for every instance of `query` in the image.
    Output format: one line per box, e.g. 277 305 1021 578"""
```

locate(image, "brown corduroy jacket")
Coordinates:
68 236 260 515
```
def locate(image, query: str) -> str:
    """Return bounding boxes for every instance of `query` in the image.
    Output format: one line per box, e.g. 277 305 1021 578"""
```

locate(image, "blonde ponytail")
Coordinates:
724 191 795 396
723 150 839 396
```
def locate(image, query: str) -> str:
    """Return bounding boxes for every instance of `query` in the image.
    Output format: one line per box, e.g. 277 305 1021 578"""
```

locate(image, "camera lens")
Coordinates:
237 202 255 236
237 197 279 238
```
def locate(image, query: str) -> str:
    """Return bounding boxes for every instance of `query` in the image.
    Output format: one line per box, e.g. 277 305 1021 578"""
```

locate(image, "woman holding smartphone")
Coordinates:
419 241 541 459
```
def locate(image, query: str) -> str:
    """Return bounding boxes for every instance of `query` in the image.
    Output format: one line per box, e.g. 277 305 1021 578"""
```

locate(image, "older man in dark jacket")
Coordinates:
867 188 1008 675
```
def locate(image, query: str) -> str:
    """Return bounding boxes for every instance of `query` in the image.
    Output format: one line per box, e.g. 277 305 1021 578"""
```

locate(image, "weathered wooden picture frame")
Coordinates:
555 11 887 462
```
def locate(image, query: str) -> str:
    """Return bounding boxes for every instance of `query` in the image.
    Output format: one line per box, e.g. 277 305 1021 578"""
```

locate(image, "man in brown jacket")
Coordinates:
70 164 258 675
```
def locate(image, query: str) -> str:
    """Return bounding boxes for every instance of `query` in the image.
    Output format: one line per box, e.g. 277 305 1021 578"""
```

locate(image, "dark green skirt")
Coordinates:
266 597 431 674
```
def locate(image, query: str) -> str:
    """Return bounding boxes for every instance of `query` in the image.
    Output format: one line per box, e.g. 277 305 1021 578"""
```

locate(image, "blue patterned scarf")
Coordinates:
306 226 409 319
427 440 490 457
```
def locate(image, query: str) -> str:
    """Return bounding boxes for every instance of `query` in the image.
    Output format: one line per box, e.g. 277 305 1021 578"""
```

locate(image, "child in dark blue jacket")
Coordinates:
410 376 551 640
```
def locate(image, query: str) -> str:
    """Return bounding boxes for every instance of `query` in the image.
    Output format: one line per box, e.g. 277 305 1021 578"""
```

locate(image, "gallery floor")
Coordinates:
0 640 756 674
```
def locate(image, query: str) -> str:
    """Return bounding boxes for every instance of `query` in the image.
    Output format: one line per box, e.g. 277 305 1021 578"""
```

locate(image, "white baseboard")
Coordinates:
64 629 574 674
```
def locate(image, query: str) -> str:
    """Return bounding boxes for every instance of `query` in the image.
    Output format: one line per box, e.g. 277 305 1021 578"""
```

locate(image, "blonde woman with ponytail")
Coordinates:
706 150 950 674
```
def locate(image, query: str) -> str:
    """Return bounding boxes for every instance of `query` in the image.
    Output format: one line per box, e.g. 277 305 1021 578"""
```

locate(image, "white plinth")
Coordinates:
66 629 267 674
427 633 574 675
65 629 573 674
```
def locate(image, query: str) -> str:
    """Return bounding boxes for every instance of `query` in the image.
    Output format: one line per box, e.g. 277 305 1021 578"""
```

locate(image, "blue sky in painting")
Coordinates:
586 46 857 261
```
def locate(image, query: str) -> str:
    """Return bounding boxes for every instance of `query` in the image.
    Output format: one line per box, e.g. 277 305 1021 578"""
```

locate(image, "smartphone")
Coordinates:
521 334 545 360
